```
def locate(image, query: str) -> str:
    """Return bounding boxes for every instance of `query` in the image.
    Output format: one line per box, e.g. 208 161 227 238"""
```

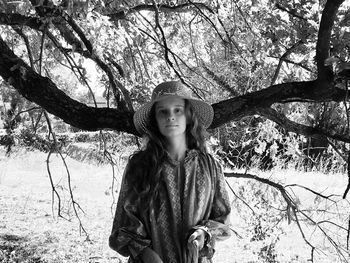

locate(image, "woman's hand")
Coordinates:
187 229 206 250
187 229 206 263
140 247 164 263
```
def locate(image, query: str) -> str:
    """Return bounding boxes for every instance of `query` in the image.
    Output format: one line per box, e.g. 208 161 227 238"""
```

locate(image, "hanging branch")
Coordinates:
347 216 350 250
189 0 250 65
299 209 350 262
188 15 200 66
46 150 67 220
38 23 46 75
285 183 339 200
257 107 350 143
58 151 89 239
27 1 132 111
99 131 120 216
137 27 211 87
224 172 297 223
44 111 89 239
225 179 256 215
225 171 350 261
293 209 316 262
344 82 350 199
44 31 98 108
151 0 184 82
343 152 350 199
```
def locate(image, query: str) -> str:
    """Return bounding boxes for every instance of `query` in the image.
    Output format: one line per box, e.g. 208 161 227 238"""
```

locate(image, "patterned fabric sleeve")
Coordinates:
109 162 151 259
199 154 232 259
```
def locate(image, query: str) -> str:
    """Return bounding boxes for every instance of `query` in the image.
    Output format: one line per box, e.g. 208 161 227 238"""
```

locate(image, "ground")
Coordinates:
0 148 349 262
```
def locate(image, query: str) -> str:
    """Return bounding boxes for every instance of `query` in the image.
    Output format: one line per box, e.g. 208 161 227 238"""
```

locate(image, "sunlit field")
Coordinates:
1 148 349 263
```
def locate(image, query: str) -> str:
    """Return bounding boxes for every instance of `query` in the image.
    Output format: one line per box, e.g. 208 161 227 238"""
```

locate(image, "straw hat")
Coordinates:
133 80 214 134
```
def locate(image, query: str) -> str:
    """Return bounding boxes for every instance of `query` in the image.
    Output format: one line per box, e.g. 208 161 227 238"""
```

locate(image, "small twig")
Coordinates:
271 39 305 85
58 152 89 239
327 138 347 162
343 152 350 199
45 31 97 107
285 183 339 201
293 209 316 262
38 24 46 75
10 106 41 126
317 220 348 231
12 26 35 69
137 28 214 95
44 110 89 239
98 131 120 215
46 150 67 220
224 172 298 224
275 3 308 21
225 179 255 215
347 215 350 250
151 0 184 82
299 209 350 262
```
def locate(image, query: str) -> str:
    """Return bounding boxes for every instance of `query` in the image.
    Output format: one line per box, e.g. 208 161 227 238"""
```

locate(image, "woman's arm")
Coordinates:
109 162 151 258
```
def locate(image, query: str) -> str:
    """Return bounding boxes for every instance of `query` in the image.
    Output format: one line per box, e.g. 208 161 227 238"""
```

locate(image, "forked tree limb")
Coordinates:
0 36 136 133
1 32 349 139
107 2 214 20
44 110 90 239
225 171 350 262
257 107 350 143
316 0 345 81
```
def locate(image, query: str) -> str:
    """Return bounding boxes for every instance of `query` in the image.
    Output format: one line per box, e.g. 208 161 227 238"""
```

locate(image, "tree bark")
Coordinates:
0 37 136 134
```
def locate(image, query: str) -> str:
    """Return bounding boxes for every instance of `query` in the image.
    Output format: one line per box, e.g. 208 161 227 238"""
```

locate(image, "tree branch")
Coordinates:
226 171 350 261
316 0 344 81
0 36 136 134
11 26 35 69
151 0 184 82
224 172 297 223
210 80 349 129
275 3 308 21
0 11 132 111
107 2 213 20
343 152 350 199
203 65 239 96
271 39 306 85
257 107 350 143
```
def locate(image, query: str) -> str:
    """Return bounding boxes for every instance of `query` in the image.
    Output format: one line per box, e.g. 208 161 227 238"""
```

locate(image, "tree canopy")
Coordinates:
0 0 349 140
1 1 350 260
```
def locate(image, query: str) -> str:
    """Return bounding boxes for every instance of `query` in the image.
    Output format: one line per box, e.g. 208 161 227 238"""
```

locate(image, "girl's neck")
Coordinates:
166 137 188 161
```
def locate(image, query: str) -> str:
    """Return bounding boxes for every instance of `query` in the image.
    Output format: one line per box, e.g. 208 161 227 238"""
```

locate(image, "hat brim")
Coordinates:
133 95 214 135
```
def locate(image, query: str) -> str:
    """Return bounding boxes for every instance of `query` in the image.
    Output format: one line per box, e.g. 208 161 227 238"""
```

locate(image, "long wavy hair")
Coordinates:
127 99 208 208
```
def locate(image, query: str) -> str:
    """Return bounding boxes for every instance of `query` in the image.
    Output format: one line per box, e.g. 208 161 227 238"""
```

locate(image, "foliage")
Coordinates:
0 0 350 261
1 150 349 262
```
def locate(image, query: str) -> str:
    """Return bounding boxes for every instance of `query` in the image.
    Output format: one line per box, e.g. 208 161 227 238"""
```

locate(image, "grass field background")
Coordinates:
0 147 349 262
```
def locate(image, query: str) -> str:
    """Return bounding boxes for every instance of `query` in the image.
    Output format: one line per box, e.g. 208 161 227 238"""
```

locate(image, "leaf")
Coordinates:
324 56 340 66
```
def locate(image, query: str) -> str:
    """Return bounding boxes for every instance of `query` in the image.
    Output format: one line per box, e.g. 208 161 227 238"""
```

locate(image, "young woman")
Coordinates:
109 81 231 263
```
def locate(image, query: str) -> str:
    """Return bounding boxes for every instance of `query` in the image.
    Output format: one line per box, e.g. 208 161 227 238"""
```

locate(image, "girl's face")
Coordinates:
155 97 187 140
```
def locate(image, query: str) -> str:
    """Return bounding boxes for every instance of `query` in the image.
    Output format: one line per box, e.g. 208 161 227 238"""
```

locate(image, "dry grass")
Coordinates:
0 148 349 263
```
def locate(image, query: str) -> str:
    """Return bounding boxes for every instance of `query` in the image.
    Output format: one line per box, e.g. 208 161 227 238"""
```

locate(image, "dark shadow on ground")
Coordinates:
0 234 47 263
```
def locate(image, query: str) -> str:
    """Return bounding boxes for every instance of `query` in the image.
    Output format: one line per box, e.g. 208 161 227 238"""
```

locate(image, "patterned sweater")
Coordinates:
109 149 231 263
